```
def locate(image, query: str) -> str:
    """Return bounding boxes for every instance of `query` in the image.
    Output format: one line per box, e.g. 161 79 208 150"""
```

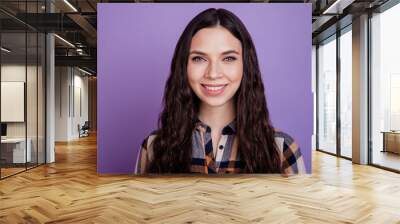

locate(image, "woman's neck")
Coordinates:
198 99 236 131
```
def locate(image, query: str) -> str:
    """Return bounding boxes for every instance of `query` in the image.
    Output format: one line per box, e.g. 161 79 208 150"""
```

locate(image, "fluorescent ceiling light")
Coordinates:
78 67 93 76
323 0 354 15
63 0 78 12
323 0 341 14
54 34 75 48
1 47 11 53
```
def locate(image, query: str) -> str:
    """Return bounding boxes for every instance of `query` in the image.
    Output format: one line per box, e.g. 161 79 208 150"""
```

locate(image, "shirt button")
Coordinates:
219 145 224 150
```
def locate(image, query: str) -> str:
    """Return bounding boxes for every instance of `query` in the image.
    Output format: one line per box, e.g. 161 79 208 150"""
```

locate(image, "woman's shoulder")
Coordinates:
273 129 297 151
140 130 159 150
273 129 306 174
135 130 159 174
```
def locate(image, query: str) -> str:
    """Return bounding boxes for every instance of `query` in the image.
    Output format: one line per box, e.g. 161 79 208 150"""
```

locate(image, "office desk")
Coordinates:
381 131 400 154
1 138 32 163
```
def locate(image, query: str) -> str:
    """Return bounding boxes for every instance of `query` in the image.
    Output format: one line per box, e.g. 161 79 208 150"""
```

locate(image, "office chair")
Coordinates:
79 121 90 138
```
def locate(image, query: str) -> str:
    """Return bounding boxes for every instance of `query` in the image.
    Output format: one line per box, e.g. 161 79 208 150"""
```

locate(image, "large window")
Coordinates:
317 25 353 159
317 35 337 154
371 2 400 171
339 27 352 158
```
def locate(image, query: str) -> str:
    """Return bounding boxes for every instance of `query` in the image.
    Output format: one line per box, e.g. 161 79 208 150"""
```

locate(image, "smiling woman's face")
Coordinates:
187 26 243 108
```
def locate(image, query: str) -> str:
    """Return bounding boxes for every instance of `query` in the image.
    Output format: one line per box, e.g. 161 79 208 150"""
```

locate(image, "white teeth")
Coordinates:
204 85 225 91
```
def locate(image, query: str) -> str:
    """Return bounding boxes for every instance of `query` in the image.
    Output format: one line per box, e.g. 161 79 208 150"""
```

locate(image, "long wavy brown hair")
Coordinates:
148 8 281 173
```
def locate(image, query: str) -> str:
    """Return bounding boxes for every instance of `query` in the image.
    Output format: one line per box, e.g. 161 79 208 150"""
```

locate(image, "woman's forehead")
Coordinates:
190 26 242 54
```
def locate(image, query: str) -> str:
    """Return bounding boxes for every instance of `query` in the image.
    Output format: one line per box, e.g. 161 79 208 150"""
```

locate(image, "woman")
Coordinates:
135 8 305 175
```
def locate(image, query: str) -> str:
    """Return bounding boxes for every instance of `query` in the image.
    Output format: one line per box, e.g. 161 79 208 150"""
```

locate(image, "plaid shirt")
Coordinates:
135 119 306 175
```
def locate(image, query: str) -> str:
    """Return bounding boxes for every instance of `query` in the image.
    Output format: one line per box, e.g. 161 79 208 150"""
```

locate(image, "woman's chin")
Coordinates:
201 98 232 108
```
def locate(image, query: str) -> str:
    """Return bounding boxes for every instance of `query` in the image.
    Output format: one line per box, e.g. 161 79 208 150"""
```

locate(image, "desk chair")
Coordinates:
78 121 90 138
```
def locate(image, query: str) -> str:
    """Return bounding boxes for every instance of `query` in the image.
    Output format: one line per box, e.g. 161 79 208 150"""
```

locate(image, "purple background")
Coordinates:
98 3 312 174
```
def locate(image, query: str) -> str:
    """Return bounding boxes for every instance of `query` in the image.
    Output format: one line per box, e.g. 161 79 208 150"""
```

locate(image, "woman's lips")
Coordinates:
201 84 228 96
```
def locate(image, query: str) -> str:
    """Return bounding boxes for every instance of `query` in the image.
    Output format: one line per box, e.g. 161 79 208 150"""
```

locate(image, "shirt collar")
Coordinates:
195 117 237 135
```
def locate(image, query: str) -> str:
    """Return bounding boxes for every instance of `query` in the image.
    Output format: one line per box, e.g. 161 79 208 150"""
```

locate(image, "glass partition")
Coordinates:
38 32 45 165
27 30 38 169
1 30 28 177
0 1 46 179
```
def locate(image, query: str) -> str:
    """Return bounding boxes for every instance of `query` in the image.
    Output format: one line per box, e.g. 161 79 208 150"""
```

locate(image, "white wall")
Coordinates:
1 63 46 164
55 66 69 141
1 64 40 138
72 73 89 138
55 66 89 141
1 65 26 130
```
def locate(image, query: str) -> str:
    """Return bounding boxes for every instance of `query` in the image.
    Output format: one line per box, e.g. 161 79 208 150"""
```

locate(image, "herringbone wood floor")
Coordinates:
1 134 400 224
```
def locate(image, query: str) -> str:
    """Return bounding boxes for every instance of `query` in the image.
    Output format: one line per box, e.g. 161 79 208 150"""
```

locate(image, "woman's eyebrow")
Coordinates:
189 50 240 55
222 50 240 55
189 50 207 56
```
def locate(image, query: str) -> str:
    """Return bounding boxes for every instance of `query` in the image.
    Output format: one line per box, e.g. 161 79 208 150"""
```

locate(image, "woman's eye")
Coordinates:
224 56 237 62
192 56 205 62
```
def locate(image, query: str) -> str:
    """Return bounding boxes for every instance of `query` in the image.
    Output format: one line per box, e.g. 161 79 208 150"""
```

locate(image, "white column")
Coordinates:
312 45 317 150
46 33 55 163
352 14 369 164
46 1 55 163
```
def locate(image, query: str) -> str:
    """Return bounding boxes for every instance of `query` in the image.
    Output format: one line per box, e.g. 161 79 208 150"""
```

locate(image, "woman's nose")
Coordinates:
205 61 223 80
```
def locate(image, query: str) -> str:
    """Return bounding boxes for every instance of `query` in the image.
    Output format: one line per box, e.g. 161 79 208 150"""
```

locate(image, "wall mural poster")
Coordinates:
98 3 312 175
